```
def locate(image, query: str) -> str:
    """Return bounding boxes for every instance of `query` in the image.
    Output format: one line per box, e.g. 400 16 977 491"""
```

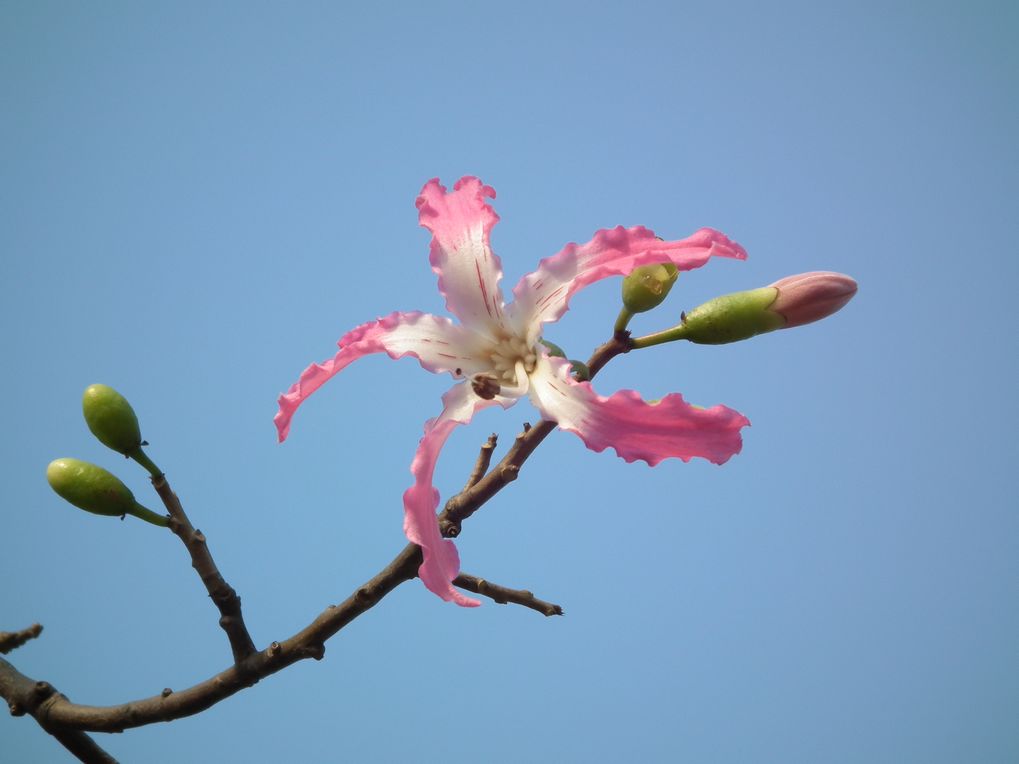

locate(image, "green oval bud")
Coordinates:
621 262 679 313
46 458 138 517
82 384 142 455
679 287 785 344
46 458 168 526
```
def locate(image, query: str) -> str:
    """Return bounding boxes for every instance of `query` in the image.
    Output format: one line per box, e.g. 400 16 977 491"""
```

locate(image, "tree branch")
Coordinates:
0 545 422 732
454 573 563 616
0 623 43 655
462 433 498 490
151 474 257 663
0 660 118 763
0 331 630 736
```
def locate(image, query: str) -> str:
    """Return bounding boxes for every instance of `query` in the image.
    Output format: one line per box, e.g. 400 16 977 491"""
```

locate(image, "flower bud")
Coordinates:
621 262 679 313
767 271 858 328
47 458 138 517
629 271 857 348
46 458 167 526
82 384 142 455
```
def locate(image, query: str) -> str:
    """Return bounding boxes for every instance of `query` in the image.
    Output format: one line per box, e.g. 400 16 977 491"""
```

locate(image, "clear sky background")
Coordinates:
2 2 1016 762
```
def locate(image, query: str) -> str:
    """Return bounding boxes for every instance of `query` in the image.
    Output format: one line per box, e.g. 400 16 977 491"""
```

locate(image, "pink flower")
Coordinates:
276 178 751 606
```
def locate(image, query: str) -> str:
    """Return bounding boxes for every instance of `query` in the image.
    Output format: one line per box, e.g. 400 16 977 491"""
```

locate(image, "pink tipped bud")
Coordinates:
768 272 857 328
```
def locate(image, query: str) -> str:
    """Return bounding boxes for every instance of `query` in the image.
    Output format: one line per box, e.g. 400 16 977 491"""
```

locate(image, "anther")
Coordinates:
471 374 501 400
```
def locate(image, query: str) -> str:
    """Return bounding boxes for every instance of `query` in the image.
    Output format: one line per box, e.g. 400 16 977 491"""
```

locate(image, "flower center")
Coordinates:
488 335 537 384
468 335 537 400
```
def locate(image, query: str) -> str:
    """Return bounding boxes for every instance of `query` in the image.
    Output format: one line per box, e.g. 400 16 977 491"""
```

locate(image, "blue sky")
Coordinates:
2 2 1017 761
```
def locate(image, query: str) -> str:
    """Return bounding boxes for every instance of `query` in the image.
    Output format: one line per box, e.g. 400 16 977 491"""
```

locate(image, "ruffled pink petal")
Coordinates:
403 383 501 606
417 177 507 334
508 226 748 341
275 311 490 442
528 355 750 466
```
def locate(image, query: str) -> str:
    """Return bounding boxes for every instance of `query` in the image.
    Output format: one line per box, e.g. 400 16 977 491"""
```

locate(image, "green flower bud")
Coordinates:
46 458 167 526
621 262 679 313
630 272 858 348
82 384 142 455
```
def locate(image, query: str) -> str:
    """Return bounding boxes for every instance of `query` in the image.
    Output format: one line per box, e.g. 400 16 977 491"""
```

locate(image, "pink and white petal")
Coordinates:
508 226 748 342
275 311 490 442
417 177 507 334
403 383 501 606
528 355 750 466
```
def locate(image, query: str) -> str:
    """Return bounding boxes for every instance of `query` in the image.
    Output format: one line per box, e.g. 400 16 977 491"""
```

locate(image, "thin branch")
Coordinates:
49 729 119 764
0 332 631 735
0 624 43 655
462 434 498 491
454 573 563 616
0 660 118 763
151 475 257 663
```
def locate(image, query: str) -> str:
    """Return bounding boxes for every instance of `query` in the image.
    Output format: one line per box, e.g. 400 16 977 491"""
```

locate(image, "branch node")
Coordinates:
32 681 53 700
268 641 282 657
9 701 24 716
301 643 325 661
161 688 173 698
440 519 461 538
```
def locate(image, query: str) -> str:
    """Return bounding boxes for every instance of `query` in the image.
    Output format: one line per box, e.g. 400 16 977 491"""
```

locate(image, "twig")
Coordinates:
151 475 257 663
0 661 118 763
462 434 498 491
0 624 43 655
454 573 563 616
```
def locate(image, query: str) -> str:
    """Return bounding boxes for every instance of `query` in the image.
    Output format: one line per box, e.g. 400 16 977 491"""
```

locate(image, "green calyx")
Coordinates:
82 384 142 455
46 458 167 527
679 287 785 344
631 287 785 348
539 338 567 358
621 263 679 314
568 360 591 381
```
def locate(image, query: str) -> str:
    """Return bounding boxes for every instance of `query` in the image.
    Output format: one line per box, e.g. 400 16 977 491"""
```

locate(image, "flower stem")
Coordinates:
129 502 170 527
630 324 688 349
613 307 634 334
128 447 163 478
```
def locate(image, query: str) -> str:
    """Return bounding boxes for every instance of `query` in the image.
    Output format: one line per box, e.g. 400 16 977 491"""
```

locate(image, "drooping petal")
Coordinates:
417 177 507 334
528 355 750 466
275 311 491 442
403 383 503 606
508 226 748 342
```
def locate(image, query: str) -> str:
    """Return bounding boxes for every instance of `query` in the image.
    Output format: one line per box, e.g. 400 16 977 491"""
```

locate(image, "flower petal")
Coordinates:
275 311 491 442
417 177 507 334
508 226 747 342
404 383 501 606
528 355 750 466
